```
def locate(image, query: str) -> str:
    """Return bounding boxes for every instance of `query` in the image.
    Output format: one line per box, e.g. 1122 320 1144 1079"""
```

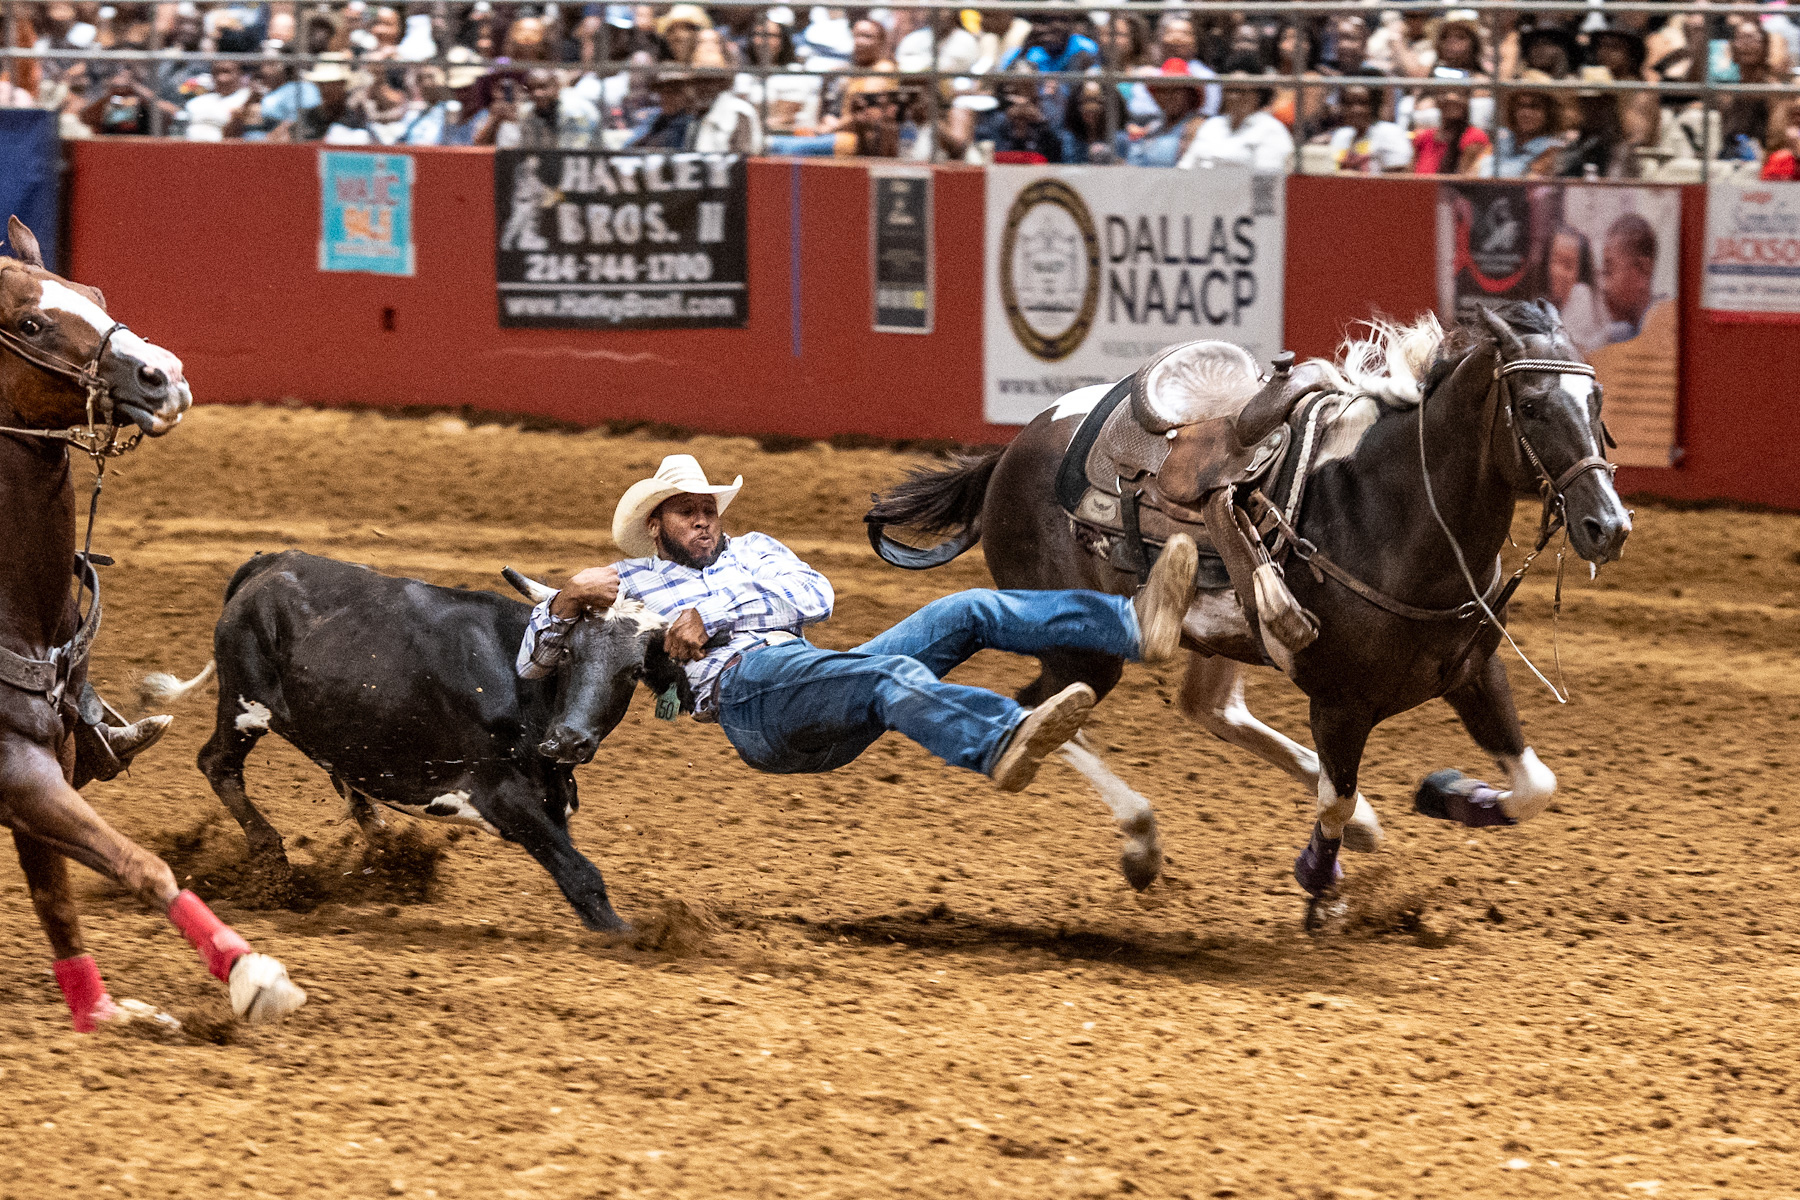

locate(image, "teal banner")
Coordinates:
318 151 414 276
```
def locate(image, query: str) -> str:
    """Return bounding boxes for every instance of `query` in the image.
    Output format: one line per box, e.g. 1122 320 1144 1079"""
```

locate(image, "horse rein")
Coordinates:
1415 352 1617 701
0 320 137 704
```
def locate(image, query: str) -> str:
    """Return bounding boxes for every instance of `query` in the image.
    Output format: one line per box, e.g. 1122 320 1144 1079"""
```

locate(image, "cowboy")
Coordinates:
517 455 1196 791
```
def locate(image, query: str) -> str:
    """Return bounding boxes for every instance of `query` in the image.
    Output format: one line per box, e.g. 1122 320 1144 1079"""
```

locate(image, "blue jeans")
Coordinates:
715 589 1141 776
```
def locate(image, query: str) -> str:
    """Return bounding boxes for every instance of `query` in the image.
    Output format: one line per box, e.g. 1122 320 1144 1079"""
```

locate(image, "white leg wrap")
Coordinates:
229 953 308 1023
1497 748 1556 822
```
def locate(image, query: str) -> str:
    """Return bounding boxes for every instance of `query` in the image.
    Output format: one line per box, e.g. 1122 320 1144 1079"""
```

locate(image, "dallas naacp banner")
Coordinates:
1436 182 1681 467
983 165 1285 425
495 149 747 330
319 151 414 276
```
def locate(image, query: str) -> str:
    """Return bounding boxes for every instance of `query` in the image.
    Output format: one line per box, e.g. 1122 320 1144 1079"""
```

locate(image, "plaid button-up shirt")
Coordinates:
515 532 834 713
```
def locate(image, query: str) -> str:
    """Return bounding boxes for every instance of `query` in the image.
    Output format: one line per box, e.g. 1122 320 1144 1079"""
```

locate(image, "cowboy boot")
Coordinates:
74 683 172 783
1133 533 1199 664
989 683 1097 793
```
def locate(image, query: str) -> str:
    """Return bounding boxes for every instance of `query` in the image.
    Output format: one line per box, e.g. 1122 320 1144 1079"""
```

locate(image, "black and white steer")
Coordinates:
145 550 691 931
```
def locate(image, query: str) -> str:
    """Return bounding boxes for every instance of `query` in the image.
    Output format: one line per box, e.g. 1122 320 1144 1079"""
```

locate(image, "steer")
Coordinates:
145 550 691 931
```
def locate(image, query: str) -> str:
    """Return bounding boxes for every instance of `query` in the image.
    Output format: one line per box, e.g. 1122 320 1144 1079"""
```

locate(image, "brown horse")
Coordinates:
869 302 1631 921
0 215 305 1030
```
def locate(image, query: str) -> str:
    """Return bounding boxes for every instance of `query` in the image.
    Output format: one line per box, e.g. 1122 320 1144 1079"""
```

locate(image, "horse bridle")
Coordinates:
0 318 138 705
0 318 142 459
1493 357 1617 508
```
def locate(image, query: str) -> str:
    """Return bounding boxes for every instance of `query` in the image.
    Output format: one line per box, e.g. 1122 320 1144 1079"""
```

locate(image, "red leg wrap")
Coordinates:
168 890 250 983
53 954 114 1033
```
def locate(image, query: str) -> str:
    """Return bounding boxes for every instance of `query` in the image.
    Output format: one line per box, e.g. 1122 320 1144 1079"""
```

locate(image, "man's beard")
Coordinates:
658 530 725 570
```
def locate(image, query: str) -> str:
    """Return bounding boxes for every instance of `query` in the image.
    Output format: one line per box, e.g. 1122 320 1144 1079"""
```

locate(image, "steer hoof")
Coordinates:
229 953 307 1023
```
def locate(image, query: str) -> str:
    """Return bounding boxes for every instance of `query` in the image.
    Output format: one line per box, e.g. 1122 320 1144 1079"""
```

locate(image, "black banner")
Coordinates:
871 169 932 333
495 149 748 329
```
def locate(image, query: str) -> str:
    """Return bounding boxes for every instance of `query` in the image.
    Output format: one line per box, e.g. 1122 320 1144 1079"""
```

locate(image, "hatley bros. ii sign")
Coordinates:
494 149 748 330
983 165 1285 424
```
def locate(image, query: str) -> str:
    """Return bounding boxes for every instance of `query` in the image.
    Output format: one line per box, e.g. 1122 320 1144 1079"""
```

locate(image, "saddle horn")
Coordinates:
501 567 558 605
1232 351 1298 446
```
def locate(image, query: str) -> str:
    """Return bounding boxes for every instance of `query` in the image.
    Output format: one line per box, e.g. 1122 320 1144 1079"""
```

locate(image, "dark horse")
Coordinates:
0 215 305 1029
868 302 1631 915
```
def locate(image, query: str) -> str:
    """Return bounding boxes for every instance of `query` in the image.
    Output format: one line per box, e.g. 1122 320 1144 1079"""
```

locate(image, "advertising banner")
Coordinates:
870 167 932 334
983 165 1285 425
318 151 414 276
1437 182 1681 467
1702 181 1800 322
494 149 747 329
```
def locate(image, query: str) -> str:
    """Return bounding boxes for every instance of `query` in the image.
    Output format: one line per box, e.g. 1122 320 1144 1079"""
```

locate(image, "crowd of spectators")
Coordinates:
1 2 1796 177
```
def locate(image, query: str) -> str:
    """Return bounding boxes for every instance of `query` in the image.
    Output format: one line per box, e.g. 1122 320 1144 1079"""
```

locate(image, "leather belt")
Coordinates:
695 631 799 721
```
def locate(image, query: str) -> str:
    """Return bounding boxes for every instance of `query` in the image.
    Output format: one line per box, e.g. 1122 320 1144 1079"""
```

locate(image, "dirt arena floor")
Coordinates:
1 405 1796 1200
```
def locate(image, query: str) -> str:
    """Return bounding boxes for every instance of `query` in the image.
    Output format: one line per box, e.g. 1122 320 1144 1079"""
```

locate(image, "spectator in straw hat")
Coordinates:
655 4 711 64
275 51 372 142
626 68 699 147
690 36 762 153
407 46 489 145
517 454 1198 793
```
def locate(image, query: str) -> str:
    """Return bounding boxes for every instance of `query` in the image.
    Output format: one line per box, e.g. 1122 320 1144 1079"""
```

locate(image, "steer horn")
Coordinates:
502 567 558 605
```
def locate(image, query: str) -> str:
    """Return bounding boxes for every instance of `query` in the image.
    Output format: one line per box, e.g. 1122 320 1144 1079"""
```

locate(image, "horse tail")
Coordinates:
865 448 1003 570
139 659 215 706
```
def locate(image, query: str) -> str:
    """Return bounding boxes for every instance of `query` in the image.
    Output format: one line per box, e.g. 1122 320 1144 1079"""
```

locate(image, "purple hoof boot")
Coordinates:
1414 770 1517 828
1293 825 1343 897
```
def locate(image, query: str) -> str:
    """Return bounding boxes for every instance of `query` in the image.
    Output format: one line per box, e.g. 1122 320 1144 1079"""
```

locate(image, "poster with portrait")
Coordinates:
1436 182 1681 468
494 149 747 329
1702 181 1800 321
983 165 1286 425
319 151 414 276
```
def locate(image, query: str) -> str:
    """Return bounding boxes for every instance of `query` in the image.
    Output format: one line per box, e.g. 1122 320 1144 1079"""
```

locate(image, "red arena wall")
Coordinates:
66 141 1799 508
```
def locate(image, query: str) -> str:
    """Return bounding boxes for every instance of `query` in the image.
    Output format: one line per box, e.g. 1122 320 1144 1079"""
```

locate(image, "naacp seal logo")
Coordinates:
1000 179 1100 362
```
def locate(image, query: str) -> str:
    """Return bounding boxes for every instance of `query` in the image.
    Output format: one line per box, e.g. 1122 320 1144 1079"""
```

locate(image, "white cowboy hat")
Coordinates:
611 454 742 559
303 51 354 84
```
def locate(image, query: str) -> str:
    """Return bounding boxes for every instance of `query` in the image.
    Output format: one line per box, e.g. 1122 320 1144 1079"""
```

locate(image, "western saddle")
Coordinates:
1054 340 1343 669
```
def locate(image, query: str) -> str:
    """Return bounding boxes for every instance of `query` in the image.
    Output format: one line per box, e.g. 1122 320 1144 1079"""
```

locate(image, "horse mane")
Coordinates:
1302 300 1565 411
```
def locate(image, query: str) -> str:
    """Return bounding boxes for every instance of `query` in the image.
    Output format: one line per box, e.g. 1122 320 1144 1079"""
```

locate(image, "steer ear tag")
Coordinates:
654 684 681 721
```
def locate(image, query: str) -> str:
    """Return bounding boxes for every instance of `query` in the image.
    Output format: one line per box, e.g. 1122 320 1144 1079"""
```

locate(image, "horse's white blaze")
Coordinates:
1049 384 1112 424
36 279 191 433
1559 374 1595 404
235 697 272 732
35 280 178 380
1497 748 1556 822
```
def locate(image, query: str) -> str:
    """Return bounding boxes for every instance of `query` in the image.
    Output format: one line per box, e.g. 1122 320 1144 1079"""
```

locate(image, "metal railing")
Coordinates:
1 1 1795 180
